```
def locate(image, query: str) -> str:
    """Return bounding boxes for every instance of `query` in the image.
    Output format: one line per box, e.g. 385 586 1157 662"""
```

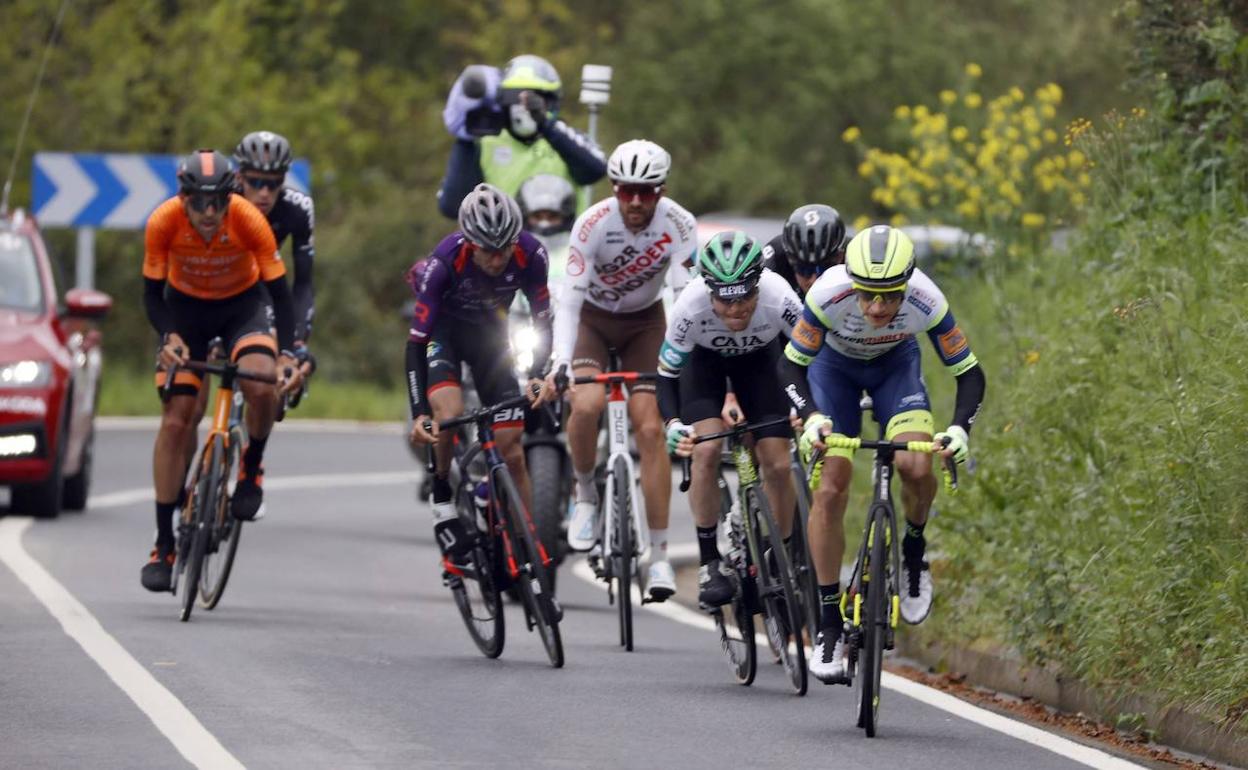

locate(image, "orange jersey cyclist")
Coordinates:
777 225 985 684
140 149 303 592
406 184 555 563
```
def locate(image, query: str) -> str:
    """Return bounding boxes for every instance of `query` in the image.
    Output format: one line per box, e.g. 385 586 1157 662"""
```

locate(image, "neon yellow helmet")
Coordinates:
844 225 916 291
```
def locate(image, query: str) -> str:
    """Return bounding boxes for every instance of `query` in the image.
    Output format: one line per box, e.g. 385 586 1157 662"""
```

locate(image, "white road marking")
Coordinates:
95 416 404 433
0 517 245 770
570 558 1144 769
88 470 421 511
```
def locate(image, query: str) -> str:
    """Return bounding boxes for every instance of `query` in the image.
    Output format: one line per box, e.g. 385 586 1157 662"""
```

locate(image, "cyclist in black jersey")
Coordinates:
234 131 317 378
761 204 847 299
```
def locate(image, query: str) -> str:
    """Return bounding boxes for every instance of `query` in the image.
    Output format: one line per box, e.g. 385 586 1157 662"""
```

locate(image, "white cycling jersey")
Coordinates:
552 196 698 366
658 270 803 373
801 265 963 361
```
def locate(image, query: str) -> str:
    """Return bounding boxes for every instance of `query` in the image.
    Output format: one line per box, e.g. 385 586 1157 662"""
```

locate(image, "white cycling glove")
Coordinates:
665 420 693 455
799 413 833 463
934 425 970 464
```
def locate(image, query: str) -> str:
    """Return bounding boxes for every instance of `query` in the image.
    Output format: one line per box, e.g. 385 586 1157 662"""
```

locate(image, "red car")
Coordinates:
0 208 111 516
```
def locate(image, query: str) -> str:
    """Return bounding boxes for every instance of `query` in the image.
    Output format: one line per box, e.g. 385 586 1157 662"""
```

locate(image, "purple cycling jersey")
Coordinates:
407 230 551 341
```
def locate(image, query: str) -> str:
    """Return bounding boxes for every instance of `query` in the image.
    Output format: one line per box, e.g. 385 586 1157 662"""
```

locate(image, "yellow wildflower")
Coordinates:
894 105 911 120
852 215 871 232
965 62 983 78
950 126 969 142
964 93 982 109
913 105 930 121
890 213 908 226
841 126 861 143
939 89 958 105
1042 128 1058 143
1009 86 1025 102
1067 149 1086 169
857 161 875 178
1021 213 1046 228
1024 350 1041 365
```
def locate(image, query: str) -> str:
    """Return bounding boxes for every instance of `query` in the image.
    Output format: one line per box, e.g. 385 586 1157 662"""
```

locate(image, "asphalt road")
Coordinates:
0 422 1149 769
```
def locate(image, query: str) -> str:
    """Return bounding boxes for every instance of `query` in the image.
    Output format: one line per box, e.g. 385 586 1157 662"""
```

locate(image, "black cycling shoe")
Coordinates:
230 470 264 521
434 516 473 562
140 543 176 593
697 558 736 608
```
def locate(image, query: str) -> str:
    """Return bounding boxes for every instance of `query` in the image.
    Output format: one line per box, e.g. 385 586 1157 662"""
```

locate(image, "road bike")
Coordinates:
557 370 656 652
680 416 808 695
826 435 956 736
427 393 564 667
162 352 280 622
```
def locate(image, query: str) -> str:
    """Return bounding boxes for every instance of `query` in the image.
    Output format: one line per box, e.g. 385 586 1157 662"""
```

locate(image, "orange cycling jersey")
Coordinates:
143 194 284 300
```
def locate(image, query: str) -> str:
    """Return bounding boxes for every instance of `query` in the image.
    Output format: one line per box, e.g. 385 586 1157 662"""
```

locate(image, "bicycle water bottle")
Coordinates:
473 481 490 515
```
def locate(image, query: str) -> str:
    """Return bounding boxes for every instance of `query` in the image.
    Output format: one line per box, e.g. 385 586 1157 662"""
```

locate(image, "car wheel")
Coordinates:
62 426 93 511
14 432 65 518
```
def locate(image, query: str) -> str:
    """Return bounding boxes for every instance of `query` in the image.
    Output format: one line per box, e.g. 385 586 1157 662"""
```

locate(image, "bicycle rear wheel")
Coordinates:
748 487 808 696
497 470 564 668
611 456 634 651
178 439 220 622
714 594 757 685
857 508 888 736
200 428 244 610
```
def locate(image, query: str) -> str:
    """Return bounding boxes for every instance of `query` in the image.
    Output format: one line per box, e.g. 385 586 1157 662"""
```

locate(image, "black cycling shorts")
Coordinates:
426 316 524 430
679 339 792 441
154 283 276 397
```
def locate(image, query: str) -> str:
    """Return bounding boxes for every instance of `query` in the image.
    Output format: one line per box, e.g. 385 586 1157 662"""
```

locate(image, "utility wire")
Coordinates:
2 0 71 215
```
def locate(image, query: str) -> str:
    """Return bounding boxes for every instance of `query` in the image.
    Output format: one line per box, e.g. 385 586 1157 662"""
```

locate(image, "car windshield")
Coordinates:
0 231 44 313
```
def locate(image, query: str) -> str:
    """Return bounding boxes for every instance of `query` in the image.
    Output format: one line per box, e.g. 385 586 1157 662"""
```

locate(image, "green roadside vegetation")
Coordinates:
904 2 1248 727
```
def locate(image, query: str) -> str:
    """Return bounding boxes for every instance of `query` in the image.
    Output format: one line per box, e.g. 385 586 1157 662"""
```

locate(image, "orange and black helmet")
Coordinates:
176 149 234 195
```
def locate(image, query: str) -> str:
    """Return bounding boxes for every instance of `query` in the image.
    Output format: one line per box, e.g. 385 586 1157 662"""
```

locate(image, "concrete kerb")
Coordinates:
667 548 1247 768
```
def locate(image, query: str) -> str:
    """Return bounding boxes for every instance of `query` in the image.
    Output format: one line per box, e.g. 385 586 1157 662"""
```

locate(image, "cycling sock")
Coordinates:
574 469 596 500
155 500 177 547
903 519 926 567
696 525 720 564
431 474 453 506
819 582 842 632
649 528 668 560
242 435 268 478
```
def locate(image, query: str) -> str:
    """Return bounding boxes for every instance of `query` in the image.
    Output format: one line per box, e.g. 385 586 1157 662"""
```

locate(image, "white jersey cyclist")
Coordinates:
659 270 803 369
793 264 978 375
552 195 697 367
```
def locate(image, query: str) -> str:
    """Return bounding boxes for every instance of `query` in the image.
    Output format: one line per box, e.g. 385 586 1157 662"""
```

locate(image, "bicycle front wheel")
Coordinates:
498 470 564 668
200 428 244 610
748 487 808 696
857 508 888 736
714 594 757 686
448 474 505 658
178 438 220 622
611 455 634 651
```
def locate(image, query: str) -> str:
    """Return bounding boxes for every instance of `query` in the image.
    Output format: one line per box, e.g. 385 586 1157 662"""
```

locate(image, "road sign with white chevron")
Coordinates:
31 152 311 229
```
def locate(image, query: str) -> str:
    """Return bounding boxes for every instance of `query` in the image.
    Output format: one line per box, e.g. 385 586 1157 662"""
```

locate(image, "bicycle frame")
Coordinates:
599 375 649 567
479 424 555 581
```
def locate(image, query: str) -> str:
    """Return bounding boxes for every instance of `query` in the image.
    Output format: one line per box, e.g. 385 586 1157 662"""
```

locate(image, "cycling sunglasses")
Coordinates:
241 175 283 191
790 259 827 277
855 288 905 307
614 183 662 203
186 192 230 213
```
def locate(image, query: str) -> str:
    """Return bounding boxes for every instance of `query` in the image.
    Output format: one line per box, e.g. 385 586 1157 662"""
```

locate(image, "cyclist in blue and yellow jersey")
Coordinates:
437 54 606 218
406 184 556 564
777 225 985 684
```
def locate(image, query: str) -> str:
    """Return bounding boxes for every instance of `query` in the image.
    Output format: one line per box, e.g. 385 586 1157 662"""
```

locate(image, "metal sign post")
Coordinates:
579 64 613 211
31 152 311 289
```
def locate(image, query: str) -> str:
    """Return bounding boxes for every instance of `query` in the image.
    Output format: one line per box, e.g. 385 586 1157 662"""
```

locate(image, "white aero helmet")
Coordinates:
607 139 671 185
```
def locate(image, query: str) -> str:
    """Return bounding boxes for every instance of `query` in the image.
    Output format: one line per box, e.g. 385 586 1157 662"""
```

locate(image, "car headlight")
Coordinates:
0 360 51 388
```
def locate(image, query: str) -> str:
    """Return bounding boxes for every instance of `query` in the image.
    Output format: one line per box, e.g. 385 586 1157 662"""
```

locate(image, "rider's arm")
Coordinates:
264 276 297 352
436 140 485 219
777 305 829 420
405 337 429 419
520 237 554 378
142 278 173 336
656 285 699 424
289 192 316 343
141 200 176 336
551 206 601 368
540 121 607 185
924 308 984 432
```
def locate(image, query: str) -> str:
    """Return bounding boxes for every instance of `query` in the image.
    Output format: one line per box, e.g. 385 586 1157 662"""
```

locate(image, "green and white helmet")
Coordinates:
699 231 764 301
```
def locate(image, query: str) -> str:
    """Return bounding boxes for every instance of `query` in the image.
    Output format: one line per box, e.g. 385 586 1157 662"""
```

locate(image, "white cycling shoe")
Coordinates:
566 495 599 552
810 630 850 685
646 560 676 603
899 561 934 625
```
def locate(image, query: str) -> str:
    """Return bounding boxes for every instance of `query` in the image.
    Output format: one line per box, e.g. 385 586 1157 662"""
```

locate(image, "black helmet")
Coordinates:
517 174 576 236
782 204 846 270
234 130 292 173
176 149 235 195
458 183 523 251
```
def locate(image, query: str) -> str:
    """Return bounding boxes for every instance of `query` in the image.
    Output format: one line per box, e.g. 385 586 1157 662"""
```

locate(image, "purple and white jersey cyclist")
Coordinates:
408 230 551 335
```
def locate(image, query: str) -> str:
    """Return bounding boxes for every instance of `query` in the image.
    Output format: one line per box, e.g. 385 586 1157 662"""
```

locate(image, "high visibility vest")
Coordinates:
479 132 574 197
